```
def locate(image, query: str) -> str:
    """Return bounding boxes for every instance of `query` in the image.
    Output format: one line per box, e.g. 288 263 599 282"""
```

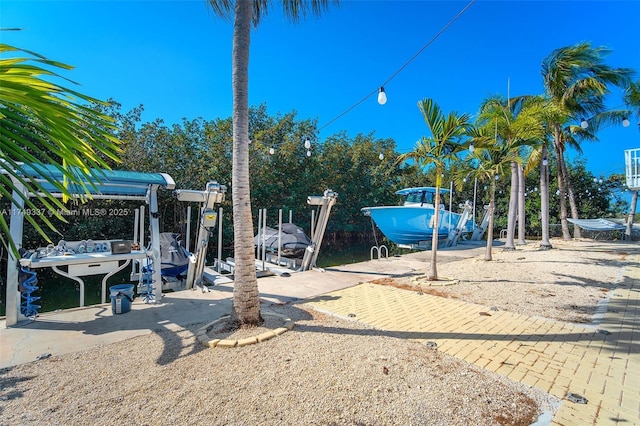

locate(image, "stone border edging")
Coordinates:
196 312 295 348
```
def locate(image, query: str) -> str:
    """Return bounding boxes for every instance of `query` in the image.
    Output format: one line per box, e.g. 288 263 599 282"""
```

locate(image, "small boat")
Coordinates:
361 187 472 246
254 223 312 258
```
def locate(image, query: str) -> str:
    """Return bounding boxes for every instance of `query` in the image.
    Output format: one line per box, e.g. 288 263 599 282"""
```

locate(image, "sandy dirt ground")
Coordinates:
1 238 634 425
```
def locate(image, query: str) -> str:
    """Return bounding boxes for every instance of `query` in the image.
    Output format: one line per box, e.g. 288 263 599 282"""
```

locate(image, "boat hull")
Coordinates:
362 206 463 245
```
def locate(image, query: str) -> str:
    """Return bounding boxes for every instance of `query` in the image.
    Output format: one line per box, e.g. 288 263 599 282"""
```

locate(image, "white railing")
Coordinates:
624 148 640 190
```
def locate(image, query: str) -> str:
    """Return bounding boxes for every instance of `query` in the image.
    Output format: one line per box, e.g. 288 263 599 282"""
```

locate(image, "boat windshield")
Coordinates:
404 191 434 206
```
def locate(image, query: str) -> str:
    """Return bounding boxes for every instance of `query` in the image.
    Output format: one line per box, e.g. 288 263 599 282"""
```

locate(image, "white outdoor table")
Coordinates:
19 251 150 307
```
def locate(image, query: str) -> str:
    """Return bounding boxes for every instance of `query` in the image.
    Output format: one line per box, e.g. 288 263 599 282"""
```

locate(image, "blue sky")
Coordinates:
2 0 639 179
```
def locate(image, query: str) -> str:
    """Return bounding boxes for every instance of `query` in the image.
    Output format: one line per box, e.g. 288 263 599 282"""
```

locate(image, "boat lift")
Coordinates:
299 189 338 271
470 205 490 241
217 189 338 278
169 181 227 290
2 163 175 327
445 202 474 247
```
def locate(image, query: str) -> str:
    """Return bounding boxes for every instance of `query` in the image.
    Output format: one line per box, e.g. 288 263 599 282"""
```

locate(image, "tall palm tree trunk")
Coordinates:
516 163 527 245
504 161 518 250
558 150 582 239
484 181 496 261
626 190 638 240
230 0 262 326
553 127 572 240
539 143 552 249
428 176 441 280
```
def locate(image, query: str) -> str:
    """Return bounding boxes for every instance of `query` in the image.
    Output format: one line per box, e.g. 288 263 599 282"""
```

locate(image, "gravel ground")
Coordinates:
397 239 629 324
1 306 551 426
0 239 632 425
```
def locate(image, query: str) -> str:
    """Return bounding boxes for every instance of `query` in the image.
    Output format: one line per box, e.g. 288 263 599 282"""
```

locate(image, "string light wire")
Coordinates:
317 0 477 133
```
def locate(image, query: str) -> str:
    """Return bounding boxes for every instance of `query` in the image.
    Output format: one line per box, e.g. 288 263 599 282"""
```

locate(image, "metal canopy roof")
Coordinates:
7 163 175 199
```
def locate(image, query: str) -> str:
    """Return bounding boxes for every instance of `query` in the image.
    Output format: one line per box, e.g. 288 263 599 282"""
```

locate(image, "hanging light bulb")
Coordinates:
377 87 387 105
542 157 548 166
622 118 630 127
469 143 475 153
304 137 311 149
379 153 384 160
269 146 275 155
580 118 589 129
556 189 560 195
463 177 467 183
306 150 311 157
495 175 500 180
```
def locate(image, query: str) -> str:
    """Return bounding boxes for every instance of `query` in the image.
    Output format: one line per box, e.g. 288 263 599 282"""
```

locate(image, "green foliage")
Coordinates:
1 44 122 254
6 98 629 253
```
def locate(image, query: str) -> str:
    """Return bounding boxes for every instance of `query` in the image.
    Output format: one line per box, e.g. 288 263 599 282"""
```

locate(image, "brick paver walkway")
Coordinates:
306 252 640 425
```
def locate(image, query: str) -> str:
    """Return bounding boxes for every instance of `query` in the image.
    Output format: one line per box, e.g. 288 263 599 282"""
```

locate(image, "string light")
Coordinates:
304 137 311 149
580 118 589 129
317 0 476 132
377 87 387 105
269 146 275 155
379 153 384 160
622 118 630 127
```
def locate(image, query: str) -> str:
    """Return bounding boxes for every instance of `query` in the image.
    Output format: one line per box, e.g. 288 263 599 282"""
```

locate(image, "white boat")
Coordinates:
361 187 472 246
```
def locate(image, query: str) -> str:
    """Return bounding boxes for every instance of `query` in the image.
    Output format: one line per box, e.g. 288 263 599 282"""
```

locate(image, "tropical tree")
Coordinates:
476 95 544 250
0 43 121 255
462 126 527 261
541 42 634 240
206 0 338 327
398 98 472 280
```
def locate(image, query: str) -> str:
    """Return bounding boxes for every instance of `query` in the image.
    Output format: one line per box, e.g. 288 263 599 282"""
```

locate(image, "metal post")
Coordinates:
261 208 267 271
257 208 262 261
449 181 453 229
310 209 315 240
185 205 192 252
148 188 162 302
139 205 145 250
217 207 223 273
132 208 140 278
6 183 27 326
133 208 139 245
278 209 283 266
473 178 478 229
289 210 293 224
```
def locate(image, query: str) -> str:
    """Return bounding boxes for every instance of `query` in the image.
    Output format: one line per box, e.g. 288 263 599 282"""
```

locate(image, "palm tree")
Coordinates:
398 98 472 280
206 0 337 327
0 43 121 255
476 95 544 250
541 42 634 240
463 126 526 261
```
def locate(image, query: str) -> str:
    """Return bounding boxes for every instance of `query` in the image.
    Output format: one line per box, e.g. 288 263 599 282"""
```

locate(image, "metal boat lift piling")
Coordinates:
208 189 338 283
